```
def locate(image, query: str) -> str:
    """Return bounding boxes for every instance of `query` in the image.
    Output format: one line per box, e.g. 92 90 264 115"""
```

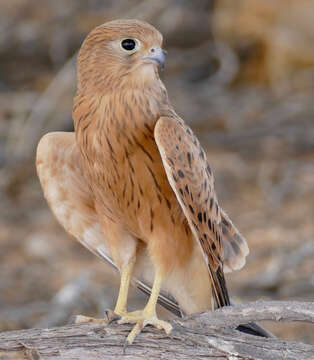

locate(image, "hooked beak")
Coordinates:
142 47 166 70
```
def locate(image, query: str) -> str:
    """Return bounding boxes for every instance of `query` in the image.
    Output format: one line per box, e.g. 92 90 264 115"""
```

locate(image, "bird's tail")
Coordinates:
210 265 231 309
236 322 275 338
209 266 274 338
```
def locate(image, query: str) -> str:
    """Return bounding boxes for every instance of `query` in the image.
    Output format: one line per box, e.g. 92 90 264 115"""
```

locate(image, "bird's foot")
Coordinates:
118 310 172 347
73 309 121 325
74 309 172 350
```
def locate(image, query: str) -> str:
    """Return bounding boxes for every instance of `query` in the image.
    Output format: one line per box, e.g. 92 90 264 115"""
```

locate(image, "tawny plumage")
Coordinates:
36 19 249 344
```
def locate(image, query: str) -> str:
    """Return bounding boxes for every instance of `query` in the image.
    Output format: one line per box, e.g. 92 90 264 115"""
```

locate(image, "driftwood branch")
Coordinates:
0 301 313 360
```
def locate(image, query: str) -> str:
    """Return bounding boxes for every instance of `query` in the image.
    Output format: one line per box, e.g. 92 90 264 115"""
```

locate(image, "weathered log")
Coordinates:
0 301 313 360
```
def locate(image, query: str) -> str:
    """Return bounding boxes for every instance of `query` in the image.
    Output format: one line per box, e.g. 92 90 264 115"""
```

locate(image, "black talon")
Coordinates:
104 309 121 324
123 340 130 354
108 314 121 325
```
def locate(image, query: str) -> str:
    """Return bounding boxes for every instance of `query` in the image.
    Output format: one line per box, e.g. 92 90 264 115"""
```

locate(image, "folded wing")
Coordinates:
155 116 249 308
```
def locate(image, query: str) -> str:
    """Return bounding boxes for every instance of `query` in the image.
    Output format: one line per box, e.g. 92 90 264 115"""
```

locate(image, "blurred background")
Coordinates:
0 0 313 344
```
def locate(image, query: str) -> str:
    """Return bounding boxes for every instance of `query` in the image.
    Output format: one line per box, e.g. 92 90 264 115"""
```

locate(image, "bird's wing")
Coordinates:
155 116 249 308
220 208 249 273
36 132 103 252
36 132 182 317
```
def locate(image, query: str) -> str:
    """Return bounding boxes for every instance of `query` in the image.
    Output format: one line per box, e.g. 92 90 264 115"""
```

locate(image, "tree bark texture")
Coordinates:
0 301 313 360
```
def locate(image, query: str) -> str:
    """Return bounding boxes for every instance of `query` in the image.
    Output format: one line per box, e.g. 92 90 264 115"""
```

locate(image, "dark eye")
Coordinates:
121 39 136 51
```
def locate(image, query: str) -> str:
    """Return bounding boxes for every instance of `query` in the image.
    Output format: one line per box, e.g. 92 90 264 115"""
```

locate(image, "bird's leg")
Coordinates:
118 268 172 346
112 256 136 316
75 256 136 324
75 264 172 346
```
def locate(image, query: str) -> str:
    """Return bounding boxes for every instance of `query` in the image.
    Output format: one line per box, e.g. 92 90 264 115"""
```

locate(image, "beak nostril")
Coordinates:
143 47 166 69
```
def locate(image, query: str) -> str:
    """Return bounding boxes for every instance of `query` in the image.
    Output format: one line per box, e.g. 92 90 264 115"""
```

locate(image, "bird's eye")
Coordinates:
121 39 136 51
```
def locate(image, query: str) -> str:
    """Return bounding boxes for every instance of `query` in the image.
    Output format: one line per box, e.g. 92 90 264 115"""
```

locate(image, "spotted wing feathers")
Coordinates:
155 116 248 308
220 209 249 273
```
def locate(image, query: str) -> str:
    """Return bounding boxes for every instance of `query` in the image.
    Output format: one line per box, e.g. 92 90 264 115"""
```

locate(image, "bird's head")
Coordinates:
77 19 166 92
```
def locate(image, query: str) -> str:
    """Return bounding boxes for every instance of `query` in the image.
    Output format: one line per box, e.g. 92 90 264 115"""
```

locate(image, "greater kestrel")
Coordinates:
36 19 250 345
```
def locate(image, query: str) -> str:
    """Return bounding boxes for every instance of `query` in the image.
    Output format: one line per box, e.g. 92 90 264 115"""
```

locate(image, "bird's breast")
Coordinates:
74 90 195 272
77 95 181 238
101 123 172 227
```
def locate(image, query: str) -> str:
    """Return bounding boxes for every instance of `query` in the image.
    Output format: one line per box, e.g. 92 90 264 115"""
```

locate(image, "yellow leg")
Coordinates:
75 257 135 324
119 269 172 346
114 257 135 315
75 264 172 348
142 267 163 316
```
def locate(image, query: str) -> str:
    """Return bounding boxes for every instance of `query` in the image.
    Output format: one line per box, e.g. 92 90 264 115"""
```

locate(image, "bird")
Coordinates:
36 19 253 345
